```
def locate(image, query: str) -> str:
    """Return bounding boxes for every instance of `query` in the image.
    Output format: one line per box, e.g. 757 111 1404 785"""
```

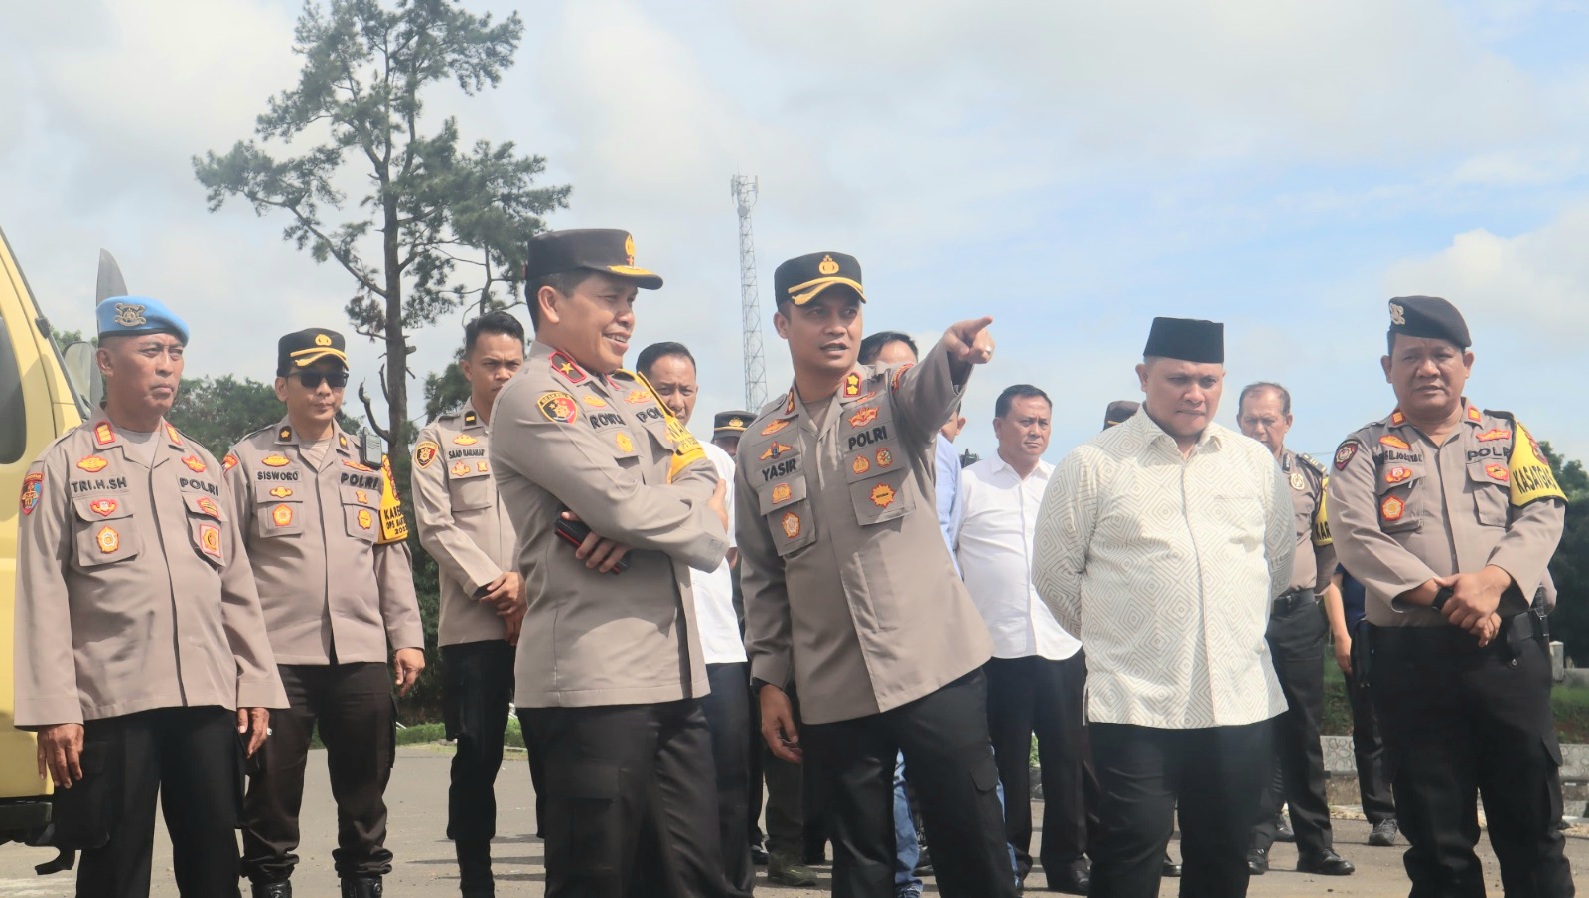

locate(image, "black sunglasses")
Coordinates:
292 370 349 390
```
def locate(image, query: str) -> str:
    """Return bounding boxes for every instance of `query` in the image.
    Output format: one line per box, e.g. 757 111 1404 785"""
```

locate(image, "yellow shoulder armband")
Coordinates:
377 454 410 543
1508 422 1566 508
1312 476 1333 546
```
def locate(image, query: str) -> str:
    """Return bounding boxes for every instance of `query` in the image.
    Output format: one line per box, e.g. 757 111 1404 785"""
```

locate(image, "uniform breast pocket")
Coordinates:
758 474 816 556
256 495 305 539
71 497 142 568
184 493 227 567
1467 463 1512 527
447 467 496 512
341 485 380 542
845 453 915 528
1374 465 1423 534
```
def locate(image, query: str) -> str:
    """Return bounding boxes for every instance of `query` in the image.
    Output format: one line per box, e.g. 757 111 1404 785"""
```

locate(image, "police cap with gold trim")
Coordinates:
1387 295 1470 349
277 327 349 376
524 229 663 290
713 410 754 436
774 251 866 306
96 295 189 344
1103 400 1139 430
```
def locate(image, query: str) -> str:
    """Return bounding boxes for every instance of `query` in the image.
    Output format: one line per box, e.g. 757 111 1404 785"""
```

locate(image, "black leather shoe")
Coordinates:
341 876 382 898
750 842 770 865
1247 848 1269 875
1161 854 1182 877
1298 849 1356 876
1369 819 1398 846
251 883 292 898
913 845 934 877
1274 813 1295 842
1048 862 1089 895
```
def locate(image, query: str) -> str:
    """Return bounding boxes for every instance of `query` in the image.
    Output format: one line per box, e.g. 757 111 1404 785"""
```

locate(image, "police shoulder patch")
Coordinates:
1333 440 1360 471
415 441 440 468
537 391 579 424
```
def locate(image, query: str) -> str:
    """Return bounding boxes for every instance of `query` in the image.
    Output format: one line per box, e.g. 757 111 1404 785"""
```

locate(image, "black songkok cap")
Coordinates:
1143 317 1224 364
1103 400 1139 430
1387 295 1470 349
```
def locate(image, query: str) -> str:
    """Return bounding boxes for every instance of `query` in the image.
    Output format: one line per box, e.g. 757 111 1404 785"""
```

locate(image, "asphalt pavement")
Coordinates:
2 744 1586 896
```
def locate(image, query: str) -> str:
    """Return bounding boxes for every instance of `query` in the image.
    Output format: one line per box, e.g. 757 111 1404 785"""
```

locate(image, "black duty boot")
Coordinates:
340 876 383 898
251 882 292 898
457 840 495 897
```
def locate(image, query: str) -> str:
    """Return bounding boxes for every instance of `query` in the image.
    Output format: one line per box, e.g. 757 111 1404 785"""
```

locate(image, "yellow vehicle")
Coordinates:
0 224 86 847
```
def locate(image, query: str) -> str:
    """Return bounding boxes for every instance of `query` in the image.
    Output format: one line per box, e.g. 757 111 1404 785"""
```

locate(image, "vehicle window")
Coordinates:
0 309 24 463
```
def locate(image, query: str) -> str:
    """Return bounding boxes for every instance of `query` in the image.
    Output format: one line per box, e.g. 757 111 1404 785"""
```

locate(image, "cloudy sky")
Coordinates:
4 0 1588 463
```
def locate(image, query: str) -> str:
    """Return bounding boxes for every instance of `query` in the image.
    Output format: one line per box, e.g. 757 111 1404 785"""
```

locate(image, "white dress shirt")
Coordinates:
1032 410 1293 729
692 441 747 665
957 455 1082 661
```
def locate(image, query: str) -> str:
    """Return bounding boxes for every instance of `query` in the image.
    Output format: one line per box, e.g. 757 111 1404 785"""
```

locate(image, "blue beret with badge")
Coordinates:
95 295 190 344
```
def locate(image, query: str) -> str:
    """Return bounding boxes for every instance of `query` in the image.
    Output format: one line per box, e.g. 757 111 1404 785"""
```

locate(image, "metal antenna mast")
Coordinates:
732 174 767 409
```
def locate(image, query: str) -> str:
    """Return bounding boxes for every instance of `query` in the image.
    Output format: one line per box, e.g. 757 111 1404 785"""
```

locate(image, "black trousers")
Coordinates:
518 698 750 898
1250 600 1334 857
242 662 395 883
984 652 1096 879
756 686 825 860
701 662 755 893
801 669 1017 898
67 707 241 898
1346 622 1395 827
1090 719 1273 898
1369 626 1573 898
441 641 522 846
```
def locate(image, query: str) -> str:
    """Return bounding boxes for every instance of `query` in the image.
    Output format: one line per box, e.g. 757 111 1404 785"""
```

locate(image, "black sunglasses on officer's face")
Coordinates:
291 370 349 390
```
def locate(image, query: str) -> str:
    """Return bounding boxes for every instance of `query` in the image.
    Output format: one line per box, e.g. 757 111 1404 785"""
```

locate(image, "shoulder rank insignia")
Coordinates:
842 372 862 399
20 471 44 516
1467 406 1483 423
94 422 115 446
278 426 294 442
463 410 479 427
784 390 797 415
549 351 587 384
339 434 349 449
415 442 439 467
77 455 109 473
1389 409 1405 426
165 423 183 445
1296 452 1326 475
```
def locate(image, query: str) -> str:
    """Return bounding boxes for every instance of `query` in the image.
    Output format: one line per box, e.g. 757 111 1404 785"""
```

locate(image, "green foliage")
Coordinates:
167 374 362 454
193 0 569 459
1540 442 1589 664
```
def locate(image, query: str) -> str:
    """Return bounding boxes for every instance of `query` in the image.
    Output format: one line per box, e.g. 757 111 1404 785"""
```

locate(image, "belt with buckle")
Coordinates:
1271 589 1317 616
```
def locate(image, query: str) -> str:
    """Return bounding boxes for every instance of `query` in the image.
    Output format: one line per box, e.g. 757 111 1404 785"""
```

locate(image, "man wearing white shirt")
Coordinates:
1033 318 1293 898
958 385 1091 895
637 342 755 895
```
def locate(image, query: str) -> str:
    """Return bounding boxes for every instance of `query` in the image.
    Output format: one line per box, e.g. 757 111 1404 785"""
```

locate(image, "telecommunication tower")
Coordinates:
732 174 767 409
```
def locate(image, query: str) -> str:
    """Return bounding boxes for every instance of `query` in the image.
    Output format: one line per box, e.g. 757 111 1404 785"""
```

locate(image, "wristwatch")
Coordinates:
1430 586 1454 612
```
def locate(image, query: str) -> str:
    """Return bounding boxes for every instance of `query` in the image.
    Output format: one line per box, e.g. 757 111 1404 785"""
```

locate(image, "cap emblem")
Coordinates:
624 234 637 266
1389 302 1406 326
818 255 840 275
315 333 332 347
113 303 147 327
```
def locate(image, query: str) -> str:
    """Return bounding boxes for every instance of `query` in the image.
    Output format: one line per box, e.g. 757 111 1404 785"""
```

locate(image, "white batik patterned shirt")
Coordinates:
1032 410 1292 729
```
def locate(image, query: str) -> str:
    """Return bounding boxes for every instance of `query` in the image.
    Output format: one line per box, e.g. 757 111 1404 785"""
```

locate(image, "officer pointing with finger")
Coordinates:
227 328 425 898
1327 296 1573 897
738 251 1015 898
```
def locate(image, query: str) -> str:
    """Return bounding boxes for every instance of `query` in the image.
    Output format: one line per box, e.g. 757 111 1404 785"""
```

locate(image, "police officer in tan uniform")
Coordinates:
410 310 529 897
14 296 286 898
738 251 1014 898
226 328 425 898
488 229 740 898
1328 295 1572 897
1235 383 1355 878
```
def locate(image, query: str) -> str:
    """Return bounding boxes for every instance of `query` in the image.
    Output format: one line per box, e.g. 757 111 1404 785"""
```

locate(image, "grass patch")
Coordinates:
309 716 527 750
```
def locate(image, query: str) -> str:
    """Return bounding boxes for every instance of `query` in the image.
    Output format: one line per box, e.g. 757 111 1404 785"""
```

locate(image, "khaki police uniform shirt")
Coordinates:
737 339 995 726
1326 403 1566 627
224 420 423 664
412 400 516 646
14 414 287 727
1282 449 1337 596
489 340 728 708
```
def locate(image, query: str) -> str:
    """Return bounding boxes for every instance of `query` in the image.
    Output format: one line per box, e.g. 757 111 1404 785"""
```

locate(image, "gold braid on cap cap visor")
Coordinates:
786 276 866 306
606 264 660 279
289 347 350 367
